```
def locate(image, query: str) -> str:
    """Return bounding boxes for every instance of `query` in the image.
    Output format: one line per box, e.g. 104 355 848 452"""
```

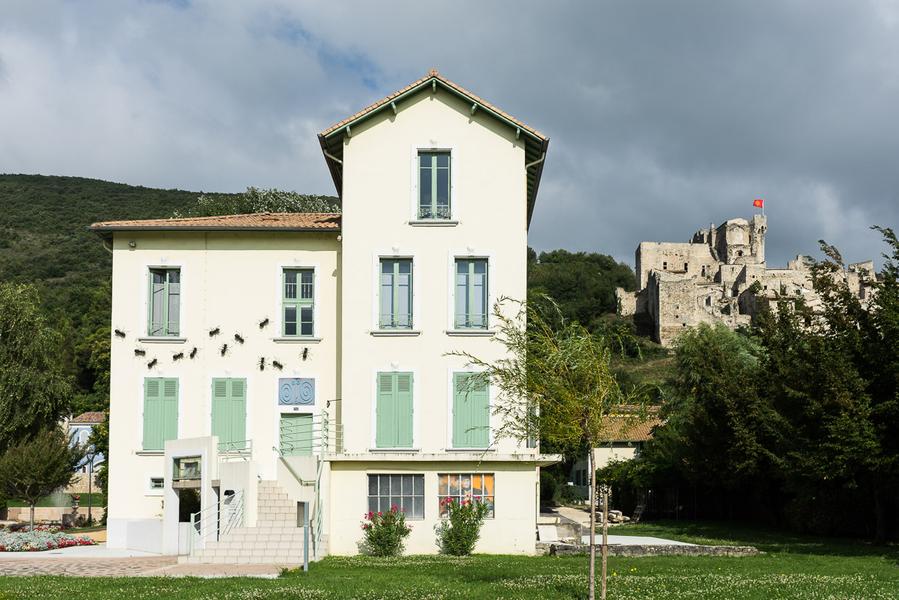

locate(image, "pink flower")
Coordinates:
377 511 382 516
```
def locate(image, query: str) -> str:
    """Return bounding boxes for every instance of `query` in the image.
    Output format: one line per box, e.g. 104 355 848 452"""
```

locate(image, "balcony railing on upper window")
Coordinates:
417 205 451 220
454 313 488 329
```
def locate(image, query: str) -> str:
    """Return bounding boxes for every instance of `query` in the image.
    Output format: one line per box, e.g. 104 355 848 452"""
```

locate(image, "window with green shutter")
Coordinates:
379 259 413 329
418 151 451 219
454 259 488 329
375 372 414 448
211 378 247 451
148 268 181 336
452 373 490 448
283 269 314 337
142 378 178 451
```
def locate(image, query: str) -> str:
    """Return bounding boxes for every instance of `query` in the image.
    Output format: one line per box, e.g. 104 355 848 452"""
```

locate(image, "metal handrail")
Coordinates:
188 489 245 554
278 412 343 456
218 439 253 457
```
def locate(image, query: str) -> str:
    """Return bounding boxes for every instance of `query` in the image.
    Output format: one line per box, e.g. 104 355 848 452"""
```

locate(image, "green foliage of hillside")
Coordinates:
528 248 636 329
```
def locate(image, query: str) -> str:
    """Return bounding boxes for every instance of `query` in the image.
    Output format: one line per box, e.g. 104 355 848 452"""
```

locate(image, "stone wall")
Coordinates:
621 215 875 346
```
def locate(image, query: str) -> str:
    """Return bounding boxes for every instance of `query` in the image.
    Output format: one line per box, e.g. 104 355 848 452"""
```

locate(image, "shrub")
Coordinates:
435 497 489 556
360 506 412 557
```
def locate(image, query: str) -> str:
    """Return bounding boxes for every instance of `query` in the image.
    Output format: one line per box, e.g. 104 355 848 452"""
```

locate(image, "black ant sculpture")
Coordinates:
189 347 198 359
114 329 126 338
220 344 228 356
209 327 220 337
147 358 158 369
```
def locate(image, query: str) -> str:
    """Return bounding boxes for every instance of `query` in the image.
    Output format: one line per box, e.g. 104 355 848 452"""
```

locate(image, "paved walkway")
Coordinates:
0 556 178 577
0 544 289 577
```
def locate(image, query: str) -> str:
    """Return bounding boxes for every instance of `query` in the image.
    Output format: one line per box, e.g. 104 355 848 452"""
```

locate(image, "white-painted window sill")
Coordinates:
445 448 494 452
135 450 164 456
370 330 421 337
408 220 458 227
445 329 495 337
138 337 187 344
272 337 322 344
368 448 420 453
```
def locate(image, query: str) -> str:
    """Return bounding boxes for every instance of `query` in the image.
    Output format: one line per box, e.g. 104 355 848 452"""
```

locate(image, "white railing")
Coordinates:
275 410 342 560
218 439 253 459
188 489 245 554
278 411 343 456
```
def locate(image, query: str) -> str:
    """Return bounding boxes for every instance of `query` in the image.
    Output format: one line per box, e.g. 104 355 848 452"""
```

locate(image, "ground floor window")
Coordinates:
367 474 424 519
438 473 495 518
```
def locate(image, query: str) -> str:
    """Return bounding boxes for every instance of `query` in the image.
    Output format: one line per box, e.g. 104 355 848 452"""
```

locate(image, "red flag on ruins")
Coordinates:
753 198 764 208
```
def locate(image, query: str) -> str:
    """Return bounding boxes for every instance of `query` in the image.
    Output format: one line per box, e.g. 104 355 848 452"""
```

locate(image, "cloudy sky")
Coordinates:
2 0 898 267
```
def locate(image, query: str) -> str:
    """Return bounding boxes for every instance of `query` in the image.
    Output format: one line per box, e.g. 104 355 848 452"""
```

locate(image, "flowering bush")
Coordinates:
360 506 412 557
0 528 96 552
435 497 489 556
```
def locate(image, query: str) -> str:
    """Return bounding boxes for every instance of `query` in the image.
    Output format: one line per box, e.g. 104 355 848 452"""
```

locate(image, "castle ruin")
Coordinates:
616 215 875 346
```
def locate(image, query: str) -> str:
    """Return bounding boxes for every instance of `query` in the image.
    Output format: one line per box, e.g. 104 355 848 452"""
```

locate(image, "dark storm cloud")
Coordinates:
1 0 897 267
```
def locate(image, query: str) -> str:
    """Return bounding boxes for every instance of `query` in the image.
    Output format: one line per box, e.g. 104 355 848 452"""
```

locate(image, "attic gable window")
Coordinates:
418 151 451 219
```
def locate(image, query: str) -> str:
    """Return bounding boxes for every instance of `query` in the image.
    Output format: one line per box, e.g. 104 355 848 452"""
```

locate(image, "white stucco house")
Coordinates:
92 70 559 561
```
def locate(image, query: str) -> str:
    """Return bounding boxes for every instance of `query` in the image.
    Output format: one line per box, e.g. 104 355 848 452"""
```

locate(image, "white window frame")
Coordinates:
366 473 426 520
408 145 459 226
446 250 495 335
371 252 420 334
141 262 187 342
273 262 322 342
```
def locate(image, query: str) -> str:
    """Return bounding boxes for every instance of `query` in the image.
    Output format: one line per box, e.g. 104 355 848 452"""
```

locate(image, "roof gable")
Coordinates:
318 70 549 226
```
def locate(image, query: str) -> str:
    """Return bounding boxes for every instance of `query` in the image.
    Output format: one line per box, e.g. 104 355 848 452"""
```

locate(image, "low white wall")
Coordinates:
107 518 163 553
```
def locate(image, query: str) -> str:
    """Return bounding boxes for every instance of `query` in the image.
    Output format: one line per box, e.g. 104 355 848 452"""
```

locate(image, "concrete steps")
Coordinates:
179 479 324 565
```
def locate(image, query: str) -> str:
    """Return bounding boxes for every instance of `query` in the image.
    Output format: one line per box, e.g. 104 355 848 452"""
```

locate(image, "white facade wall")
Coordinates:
332 87 538 554
106 81 547 556
106 232 339 549
338 89 528 456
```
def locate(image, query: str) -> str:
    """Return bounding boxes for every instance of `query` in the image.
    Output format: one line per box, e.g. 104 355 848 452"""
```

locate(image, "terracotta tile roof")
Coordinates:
599 413 664 443
70 411 106 425
90 212 341 234
319 69 548 141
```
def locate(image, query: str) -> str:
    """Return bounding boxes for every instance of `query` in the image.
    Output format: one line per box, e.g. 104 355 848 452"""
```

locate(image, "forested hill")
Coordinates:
0 174 230 313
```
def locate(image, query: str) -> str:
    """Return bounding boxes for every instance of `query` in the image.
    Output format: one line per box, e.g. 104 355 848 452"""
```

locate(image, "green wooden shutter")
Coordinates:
143 378 162 451
143 378 177 451
375 372 414 448
453 373 489 448
211 378 229 447
395 373 413 447
162 378 179 444
230 379 246 446
375 373 395 448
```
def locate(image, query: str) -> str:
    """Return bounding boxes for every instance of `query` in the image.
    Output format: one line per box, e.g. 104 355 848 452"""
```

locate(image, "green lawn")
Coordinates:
0 522 897 599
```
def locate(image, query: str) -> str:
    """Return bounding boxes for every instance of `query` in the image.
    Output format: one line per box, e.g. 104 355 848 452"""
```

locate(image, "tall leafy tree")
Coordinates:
173 187 340 217
528 248 635 330
0 429 83 528
452 298 648 600
0 283 73 453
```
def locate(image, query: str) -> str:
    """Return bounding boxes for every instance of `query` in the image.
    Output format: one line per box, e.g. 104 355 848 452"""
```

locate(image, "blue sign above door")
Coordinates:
279 378 315 405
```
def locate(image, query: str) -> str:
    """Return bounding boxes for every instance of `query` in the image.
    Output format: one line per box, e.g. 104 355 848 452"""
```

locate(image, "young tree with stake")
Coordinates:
452 297 648 600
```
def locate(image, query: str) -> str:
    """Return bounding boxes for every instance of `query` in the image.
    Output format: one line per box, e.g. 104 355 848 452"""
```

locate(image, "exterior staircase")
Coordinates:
179 480 313 565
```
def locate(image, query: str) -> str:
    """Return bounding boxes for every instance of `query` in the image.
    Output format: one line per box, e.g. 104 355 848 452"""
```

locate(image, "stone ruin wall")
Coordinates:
618 215 875 346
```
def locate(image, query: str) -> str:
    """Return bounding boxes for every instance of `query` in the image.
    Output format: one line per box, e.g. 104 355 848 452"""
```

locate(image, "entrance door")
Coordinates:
280 413 314 456
212 378 247 451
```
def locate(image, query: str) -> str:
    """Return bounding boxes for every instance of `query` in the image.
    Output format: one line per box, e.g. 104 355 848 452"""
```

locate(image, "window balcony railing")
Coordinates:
418 205 451 220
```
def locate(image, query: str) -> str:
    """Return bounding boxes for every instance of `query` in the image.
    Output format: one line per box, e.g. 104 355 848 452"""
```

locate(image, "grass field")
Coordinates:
0 521 897 599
